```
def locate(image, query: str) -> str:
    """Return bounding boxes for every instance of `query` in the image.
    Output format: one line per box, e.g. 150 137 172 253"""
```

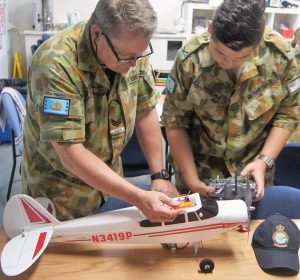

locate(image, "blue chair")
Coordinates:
274 143 300 188
0 78 27 96
251 186 300 219
100 130 151 213
121 129 151 177
99 184 150 213
1 89 26 201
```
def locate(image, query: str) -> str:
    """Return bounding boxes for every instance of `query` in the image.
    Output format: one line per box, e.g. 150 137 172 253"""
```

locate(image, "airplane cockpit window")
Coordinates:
140 213 186 227
187 212 199 222
139 220 162 227
139 196 219 227
165 213 186 225
196 197 219 220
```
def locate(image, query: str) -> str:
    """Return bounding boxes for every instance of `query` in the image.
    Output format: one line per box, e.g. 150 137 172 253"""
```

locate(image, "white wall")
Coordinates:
52 0 182 31
7 0 183 77
0 0 11 78
0 32 11 78
52 0 98 24
8 0 33 78
151 0 182 32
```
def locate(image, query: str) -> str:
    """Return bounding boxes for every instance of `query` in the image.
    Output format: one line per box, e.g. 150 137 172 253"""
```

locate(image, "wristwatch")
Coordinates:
255 154 275 169
150 169 170 181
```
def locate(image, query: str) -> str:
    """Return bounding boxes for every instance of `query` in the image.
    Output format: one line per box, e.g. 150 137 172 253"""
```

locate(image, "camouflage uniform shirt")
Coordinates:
295 49 300 68
162 27 300 192
22 21 159 220
289 47 300 142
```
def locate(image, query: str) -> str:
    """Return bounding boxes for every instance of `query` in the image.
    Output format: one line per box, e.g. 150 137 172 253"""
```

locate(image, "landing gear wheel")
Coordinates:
199 258 215 273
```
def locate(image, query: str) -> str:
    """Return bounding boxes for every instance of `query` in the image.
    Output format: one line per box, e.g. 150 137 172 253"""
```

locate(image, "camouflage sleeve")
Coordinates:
136 58 160 113
161 50 194 128
31 63 85 143
272 58 300 131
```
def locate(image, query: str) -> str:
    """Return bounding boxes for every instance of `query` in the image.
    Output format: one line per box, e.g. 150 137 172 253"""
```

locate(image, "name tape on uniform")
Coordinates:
288 77 300 94
43 96 70 116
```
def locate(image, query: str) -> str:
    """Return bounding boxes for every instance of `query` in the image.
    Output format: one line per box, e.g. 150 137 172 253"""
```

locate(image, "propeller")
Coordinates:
234 171 238 198
244 174 252 232
238 174 252 233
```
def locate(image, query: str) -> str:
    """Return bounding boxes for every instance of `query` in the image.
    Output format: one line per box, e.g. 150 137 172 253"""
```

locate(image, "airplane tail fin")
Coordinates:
3 194 60 239
1 195 60 276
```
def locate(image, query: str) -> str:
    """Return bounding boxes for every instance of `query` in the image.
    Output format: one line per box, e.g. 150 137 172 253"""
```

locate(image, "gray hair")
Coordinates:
90 0 157 38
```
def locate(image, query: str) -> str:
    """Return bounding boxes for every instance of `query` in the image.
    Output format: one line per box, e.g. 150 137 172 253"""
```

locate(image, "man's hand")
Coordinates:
135 190 183 222
188 179 215 195
151 179 180 198
241 160 266 200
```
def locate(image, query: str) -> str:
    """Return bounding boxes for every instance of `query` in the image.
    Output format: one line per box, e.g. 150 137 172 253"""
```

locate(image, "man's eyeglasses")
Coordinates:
100 32 154 63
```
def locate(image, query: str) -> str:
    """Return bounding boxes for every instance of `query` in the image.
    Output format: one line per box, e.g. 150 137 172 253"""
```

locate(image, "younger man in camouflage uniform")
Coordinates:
162 0 300 199
291 27 300 67
22 0 182 221
289 27 300 142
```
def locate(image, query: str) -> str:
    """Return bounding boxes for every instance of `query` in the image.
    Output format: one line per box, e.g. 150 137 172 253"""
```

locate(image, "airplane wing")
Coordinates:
1 225 53 276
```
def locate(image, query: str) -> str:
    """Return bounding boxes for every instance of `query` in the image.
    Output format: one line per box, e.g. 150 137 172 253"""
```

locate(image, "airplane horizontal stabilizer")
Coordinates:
1 226 53 276
4 194 60 239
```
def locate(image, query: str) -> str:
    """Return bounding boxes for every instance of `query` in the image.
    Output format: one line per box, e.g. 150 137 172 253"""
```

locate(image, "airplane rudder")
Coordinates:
4 195 60 239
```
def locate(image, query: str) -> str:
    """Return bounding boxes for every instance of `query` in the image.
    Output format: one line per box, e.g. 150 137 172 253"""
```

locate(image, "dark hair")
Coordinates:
211 0 266 51
90 0 157 38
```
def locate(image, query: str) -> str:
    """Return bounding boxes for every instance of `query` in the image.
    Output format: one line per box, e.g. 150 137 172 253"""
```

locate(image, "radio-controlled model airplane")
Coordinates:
0 188 252 277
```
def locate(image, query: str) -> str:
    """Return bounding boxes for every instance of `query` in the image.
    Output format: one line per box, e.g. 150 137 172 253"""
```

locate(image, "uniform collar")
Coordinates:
77 20 102 73
199 44 215 68
239 27 276 82
198 34 262 82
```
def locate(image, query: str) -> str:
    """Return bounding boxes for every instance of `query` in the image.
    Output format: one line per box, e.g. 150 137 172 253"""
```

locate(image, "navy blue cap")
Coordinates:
252 214 300 273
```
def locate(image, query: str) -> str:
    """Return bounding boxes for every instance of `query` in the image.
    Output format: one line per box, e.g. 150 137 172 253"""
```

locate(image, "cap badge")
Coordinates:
272 224 289 248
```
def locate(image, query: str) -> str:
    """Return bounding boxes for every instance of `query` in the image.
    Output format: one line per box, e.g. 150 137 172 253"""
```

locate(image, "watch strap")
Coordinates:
255 154 275 169
150 169 170 181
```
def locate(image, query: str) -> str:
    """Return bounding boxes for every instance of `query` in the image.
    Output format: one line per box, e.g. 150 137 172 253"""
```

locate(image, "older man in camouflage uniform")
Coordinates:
162 0 300 199
22 0 181 221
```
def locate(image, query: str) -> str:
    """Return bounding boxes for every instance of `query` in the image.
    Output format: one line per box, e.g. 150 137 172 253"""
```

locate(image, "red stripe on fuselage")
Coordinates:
134 222 241 237
32 232 47 258
149 223 239 237
21 198 51 223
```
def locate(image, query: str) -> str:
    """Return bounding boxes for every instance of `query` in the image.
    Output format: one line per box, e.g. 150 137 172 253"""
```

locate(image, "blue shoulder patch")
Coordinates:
166 76 176 95
43 96 70 116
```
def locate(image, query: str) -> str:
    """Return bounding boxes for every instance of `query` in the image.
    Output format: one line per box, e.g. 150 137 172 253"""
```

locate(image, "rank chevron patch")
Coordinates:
111 116 122 127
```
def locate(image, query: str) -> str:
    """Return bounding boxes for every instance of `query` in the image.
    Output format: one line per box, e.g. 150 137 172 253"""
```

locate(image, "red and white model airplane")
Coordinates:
1 193 248 276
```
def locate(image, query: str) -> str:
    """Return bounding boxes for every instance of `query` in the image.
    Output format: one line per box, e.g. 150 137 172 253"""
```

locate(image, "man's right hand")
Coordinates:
135 190 183 222
189 179 215 195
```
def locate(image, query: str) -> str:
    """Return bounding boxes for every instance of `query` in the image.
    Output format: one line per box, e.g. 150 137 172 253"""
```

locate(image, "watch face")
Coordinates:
162 169 169 179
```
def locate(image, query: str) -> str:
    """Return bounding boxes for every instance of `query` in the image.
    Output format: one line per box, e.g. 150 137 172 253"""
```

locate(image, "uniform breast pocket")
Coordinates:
84 89 108 125
124 81 138 106
187 83 229 123
245 82 285 122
